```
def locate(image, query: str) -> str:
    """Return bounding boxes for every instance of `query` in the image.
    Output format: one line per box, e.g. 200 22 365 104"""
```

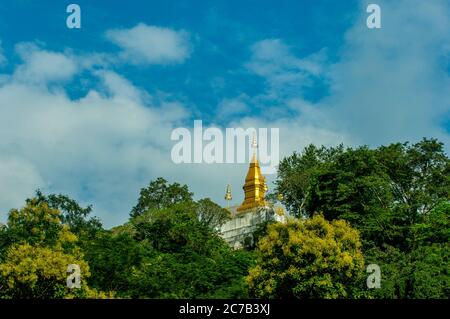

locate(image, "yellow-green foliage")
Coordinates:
0 200 112 299
0 243 89 298
247 214 365 299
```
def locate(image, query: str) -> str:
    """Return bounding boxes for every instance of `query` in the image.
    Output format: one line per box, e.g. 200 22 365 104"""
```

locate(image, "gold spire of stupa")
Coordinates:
237 134 268 212
224 184 232 208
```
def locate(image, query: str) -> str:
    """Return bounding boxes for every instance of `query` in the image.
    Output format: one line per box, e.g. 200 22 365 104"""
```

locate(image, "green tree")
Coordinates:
132 202 210 254
365 203 450 299
196 198 231 230
0 223 7 262
0 243 94 299
33 190 102 240
130 177 193 218
2 199 66 248
410 201 450 247
128 246 255 299
247 215 365 299
407 244 450 298
365 243 450 299
276 144 344 217
0 199 107 299
275 138 450 250
128 203 254 298
82 231 149 295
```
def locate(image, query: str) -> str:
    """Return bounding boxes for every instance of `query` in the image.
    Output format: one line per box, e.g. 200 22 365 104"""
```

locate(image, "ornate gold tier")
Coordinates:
237 153 268 212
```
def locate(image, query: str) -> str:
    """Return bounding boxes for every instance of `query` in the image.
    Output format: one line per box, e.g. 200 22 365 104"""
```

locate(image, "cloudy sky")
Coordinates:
0 0 449 227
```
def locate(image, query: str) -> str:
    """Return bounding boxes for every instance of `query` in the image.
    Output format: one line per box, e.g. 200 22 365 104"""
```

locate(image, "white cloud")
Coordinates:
246 39 327 100
0 45 190 226
209 0 450 208
216 94 250 119
0 156 44 214
12 43 78 84
95 69 144 102
1 1 449 229
241 0 450 150
0 41 345 226
106 23 191 65
323 0 450 147
248 39 324 76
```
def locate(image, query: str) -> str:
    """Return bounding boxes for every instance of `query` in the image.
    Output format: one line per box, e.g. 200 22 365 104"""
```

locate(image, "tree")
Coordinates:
82 231 149 295
407 244 449 298
33 190 102 240
246 214 365 299
2 199 67 248
275 138 450 250
0 223 7 262
275 144 344 217
127 246 255 299
130 177 193 218
0 199 108 298
132 202 222 254
0 243 92 299
410 201 449 247
196 198 231 230
364 202 450 299
364 243 450 299
127 203 254 298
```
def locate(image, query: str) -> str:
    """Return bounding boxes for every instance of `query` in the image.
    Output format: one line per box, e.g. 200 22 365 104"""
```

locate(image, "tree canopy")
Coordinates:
130 177 193 218
275 138 450 250
0 200 107 298
275 138 450 298
247 215 366 299
0 139 448 299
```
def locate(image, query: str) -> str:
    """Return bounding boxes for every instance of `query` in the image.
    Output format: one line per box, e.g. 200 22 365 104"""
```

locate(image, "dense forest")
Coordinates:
0 138 448 299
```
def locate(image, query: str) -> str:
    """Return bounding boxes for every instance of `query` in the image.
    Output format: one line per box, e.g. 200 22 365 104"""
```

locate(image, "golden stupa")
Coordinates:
236 135 268 212
219 135 285 247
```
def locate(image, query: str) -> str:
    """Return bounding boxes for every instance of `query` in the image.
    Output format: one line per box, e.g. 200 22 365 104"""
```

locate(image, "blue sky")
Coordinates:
0 0 449 227
0 0 356 119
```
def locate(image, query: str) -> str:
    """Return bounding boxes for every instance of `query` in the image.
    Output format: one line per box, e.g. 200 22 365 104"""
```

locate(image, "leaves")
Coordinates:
0 243 89 299
32 190 102 240
196 198 231 230
247 215 365 299
0 138 448 299
126 203 254 298
276 138 450 251
0 199 108 299
130 177 194 218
